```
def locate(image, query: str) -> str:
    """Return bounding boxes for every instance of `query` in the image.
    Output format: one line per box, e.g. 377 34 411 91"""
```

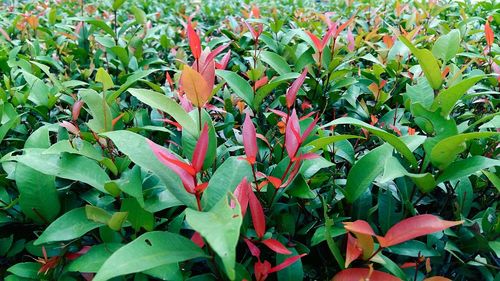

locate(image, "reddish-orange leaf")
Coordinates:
261 239 292 255
255 76 269 90
187 19 201 59
377 215 463 248
248 189 266 238
343 220 376 236
423 277 452 281
485 21 494 47
306 31 323 52
345 233 362 267
269 254 307 273
332 268 401 281
181 65 211 107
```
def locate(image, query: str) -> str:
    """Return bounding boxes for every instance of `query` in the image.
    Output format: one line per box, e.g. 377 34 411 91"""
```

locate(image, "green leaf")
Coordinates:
431 75 485 116
15 163 60 223
260 51 291 75
345 144 393 203
120 198 154 231
15 152 111 193
107 70 159 102
430 132 499 169
81 18 116 38
0 116 19 144
67 243 123 273
7 262 41 279
93 232 206 281
103 130 195 208
437 156 500 183
387 240 440 257
400 36 442 90
81 89 113 133
127 88 197 136
112 0 126 10
202 156 252 210
304 135 364 152
276 247 303 281
35 208 103 245
254 72 299 109
432 29 461 62
216 70 254 107
322 117 417 167
95 68 114 91
186 196 242 280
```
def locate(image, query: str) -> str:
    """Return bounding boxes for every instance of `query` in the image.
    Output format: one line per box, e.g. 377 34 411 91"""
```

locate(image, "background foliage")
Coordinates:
0 0 499 280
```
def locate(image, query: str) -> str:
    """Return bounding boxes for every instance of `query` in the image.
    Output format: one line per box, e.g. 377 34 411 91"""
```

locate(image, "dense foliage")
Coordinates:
0 0 499 280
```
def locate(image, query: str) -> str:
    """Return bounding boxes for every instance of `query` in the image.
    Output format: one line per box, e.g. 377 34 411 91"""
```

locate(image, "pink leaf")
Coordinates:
347 28 355 52
254 260 272 281
255 76 269 90
377 215 463 248
72 100 84 121
269 254 307 273
233 177 250 216
332 268 401 281
300 113 319 142
285 109 301 159
217 50 232 70
243 114 258 164
147 140 196 193
60 121 80 135
343 220 376 236
261 239 292 255
244 238 261 257
248 188 266 238
191 231 205 248
286 68 308 108
205 43 230 64
192 123 209 173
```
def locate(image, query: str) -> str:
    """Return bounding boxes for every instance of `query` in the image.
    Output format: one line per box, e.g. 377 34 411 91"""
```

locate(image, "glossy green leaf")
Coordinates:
260 51 291 75
35 208 103 245
186 196 242 280
430 132 499 169
95 67 114 91
81 89 113 133
304 134 364 152
93 232 206 281
437 156 500 183
400 36 442 90
127 88 197 136
431 75 485 116
216 70 254 106
67 243 123 273
432 29 461 62
322 117 417 167
103 130 195 208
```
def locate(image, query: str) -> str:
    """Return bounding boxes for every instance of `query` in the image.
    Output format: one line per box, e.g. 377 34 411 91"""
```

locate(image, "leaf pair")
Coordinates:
148 123 209 195
343 214 463 267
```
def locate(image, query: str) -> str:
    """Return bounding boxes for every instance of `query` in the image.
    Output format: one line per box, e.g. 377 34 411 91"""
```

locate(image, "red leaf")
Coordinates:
400 262 417 269
187 19 201 59
485 20 494 47
233 177 250 216
254 260 272 281
269 254 307 273
266 176 282 189
192 123 209 172
280 160 302 188
261 239 292 255
343 220 376 236
286 68 308 108
285 109 301 159
268 108 287 119
345 233 362 267
248 188 266 238
255 76 269 90
306 31 323 52
335 15 356 38
377 215 463 248
243 114 258 164
244 238 261 257
332 268 401 281
205 43 230 64
301 113 319 142
148 140 196 193
191 231 205 248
